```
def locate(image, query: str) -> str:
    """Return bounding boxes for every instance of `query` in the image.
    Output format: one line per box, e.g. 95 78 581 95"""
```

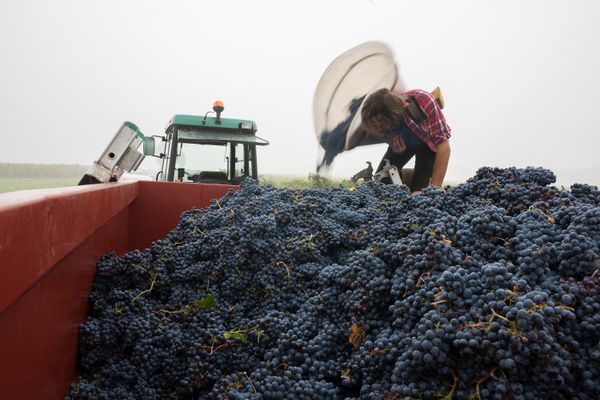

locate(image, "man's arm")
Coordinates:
430 140 451 188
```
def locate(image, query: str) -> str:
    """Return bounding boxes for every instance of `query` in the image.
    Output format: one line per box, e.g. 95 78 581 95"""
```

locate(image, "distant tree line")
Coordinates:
0 163 88 178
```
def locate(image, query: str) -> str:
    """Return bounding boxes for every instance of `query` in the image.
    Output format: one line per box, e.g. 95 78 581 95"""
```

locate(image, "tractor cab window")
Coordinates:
175 142 228 183
231 143 246 178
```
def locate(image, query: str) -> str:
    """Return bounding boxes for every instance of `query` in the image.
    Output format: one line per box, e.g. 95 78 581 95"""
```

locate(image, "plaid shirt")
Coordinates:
400 89 451 152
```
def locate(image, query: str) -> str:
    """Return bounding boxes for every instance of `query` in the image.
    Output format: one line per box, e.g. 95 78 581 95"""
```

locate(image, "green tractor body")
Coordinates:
144 106 269 184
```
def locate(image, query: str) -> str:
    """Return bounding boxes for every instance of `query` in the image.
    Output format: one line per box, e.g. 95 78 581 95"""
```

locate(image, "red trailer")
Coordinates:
0 181 236 400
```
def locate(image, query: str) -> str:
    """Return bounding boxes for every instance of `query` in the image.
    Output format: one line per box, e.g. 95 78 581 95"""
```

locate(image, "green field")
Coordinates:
0 163 425 194
0 178 80 194
260 173 351 189
0 163 85 194
0 175 351 194
0 175 346 194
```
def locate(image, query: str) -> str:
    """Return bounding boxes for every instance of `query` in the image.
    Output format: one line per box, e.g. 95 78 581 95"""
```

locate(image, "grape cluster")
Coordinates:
66 167 600 400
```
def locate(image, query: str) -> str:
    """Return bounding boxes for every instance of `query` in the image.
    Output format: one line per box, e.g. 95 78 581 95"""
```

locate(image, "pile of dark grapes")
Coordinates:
66 167 600 400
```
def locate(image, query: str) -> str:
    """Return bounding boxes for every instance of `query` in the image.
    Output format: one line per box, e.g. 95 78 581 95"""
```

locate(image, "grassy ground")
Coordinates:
0 171 352 195
260 174 352 189
0 175 345 194
0 175 457 194
0 178 79 194
0 164 468 194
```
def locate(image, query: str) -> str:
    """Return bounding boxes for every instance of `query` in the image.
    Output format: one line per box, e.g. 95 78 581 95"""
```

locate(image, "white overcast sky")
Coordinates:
1 0 599 187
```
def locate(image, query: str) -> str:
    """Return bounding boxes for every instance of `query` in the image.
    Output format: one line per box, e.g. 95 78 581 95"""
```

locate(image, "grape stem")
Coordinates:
242 371 257 393
131 272 158 303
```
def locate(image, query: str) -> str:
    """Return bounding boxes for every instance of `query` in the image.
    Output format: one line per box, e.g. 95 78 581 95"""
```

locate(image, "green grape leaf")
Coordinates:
224 329 247 341
195 294 216 309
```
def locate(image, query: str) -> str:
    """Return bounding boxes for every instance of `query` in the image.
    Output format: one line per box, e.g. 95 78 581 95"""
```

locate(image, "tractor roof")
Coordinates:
167 114 257 133
167 114 268 146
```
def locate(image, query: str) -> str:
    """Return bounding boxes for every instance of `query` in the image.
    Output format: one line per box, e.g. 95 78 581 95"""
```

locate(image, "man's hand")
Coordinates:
389 135 406 153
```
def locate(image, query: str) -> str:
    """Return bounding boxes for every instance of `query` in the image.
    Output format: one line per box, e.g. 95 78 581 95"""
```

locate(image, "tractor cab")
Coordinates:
143 101 269 184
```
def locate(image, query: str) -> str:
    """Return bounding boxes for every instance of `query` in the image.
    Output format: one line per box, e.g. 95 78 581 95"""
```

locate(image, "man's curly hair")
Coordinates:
361 88 405 131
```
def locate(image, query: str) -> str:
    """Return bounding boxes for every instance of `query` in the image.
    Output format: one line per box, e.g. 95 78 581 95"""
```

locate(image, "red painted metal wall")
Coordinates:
128 181 237 251
0 181 235 400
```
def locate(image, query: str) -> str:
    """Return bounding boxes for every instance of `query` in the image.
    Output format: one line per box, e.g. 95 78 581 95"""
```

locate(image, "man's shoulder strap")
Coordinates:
399 87 445 123
399 94 427 123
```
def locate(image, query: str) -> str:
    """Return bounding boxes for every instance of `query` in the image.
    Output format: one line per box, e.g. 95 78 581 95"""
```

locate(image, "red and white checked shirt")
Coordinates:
398 89 451 152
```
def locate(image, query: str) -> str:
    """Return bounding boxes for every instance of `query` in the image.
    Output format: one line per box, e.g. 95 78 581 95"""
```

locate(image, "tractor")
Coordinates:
79 101 269 185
